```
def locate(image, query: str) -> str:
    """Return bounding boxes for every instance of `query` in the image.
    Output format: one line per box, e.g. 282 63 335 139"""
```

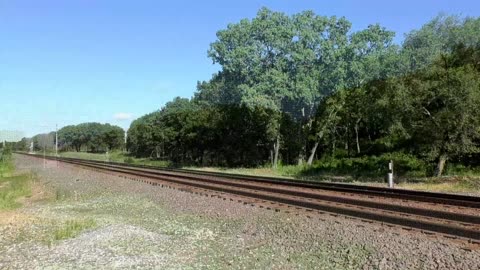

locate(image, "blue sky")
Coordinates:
1 0 479 137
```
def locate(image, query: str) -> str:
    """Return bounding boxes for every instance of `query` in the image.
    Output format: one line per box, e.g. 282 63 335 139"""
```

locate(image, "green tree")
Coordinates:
206 8 397 167
387 45 480 176
58 123 124 153
402 15 480 70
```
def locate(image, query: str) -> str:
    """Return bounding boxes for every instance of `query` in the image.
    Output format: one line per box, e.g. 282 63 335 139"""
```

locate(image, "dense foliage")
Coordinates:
17 123 125 153
313 44 480 176
127 98 276 166
127 10 480 177
57 123 124 152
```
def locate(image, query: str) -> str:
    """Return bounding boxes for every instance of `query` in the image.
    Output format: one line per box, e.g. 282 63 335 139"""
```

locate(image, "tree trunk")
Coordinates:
435 154 447 177
297 150 305 166
273 135 280 169
354 121 361 154
297 157 304 166
307 141 319 166
270 150 274 167
332 139 336 157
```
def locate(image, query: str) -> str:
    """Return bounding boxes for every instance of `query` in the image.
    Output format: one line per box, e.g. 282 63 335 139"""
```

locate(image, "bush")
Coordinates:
53 219 96 240
124 157 135 164
308 152 428 179
444 163 480 176
0 174 32 209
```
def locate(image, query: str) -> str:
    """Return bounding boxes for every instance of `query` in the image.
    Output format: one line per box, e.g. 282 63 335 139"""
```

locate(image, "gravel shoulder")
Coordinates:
0 154 479 269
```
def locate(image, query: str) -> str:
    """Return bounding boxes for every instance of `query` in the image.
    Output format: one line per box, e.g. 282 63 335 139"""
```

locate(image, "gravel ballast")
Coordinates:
0 154 479 269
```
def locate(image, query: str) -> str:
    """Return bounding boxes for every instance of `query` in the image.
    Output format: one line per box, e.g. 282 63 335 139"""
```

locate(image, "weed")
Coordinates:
0 174 32 210
53 218 97 240
0 155 14 178
54 189 71 201
124 157 135 164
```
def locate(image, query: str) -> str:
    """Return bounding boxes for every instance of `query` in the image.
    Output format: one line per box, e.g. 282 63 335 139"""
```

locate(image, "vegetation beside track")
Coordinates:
53 218 97 241
186 165 480 195
55 151 170 167
0 147 33 210
0 174 32 210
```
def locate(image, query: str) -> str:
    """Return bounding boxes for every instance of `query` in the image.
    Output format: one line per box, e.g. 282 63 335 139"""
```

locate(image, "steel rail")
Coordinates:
27 153 480 208
62 157 480 225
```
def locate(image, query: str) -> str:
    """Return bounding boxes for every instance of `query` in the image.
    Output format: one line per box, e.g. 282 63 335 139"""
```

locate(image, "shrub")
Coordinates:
308 152 428 179
124 157 135 164
53 219 96 240
444 163 480 176
0 174 32 209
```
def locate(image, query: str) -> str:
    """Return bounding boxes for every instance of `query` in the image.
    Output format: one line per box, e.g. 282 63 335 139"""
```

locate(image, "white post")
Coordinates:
124 130 127 153
55 124 58 157
388 160 394 188
43 136 46 169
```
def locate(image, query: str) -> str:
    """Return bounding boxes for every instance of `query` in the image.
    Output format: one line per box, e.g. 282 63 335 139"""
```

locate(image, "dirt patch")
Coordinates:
0 211 35 226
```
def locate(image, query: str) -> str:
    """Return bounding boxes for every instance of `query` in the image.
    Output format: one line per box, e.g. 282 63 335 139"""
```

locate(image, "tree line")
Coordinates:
127 9 480 176
58 123 124 152
15 123 125 153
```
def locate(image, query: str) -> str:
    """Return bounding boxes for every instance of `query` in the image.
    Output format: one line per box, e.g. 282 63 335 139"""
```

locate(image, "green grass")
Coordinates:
184 165 296 178
0 174 32 210
54 189 72 201
0 155 32 210
398 176 480 193
53 218 97 240
57 151 170 167
58 151 122 161
0 157 15 178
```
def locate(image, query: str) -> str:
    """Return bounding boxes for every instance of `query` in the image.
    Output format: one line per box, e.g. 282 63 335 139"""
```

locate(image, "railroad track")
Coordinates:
18 153 480 244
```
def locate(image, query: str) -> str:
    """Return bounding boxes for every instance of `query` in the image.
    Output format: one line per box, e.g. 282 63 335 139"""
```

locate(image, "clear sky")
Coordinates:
1 0 479 137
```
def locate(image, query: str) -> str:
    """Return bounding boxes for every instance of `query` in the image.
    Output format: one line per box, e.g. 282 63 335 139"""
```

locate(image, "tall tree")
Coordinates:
206 8 397 166
402 15 480 71
387 44 480 176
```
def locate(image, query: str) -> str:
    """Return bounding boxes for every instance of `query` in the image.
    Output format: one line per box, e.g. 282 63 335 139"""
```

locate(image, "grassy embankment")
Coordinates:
1 151 96 243
50 151 480 194
0 152 32 210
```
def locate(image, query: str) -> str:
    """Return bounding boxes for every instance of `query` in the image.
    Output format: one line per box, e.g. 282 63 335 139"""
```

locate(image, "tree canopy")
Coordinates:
57 123 124 153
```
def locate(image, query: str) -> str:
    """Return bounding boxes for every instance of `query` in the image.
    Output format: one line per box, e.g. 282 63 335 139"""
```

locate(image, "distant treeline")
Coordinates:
57 123 124 152
16 123 124 153
126 9 480 176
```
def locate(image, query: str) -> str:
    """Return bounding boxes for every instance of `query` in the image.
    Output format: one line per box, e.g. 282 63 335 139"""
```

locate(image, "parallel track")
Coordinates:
19 153 480 244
